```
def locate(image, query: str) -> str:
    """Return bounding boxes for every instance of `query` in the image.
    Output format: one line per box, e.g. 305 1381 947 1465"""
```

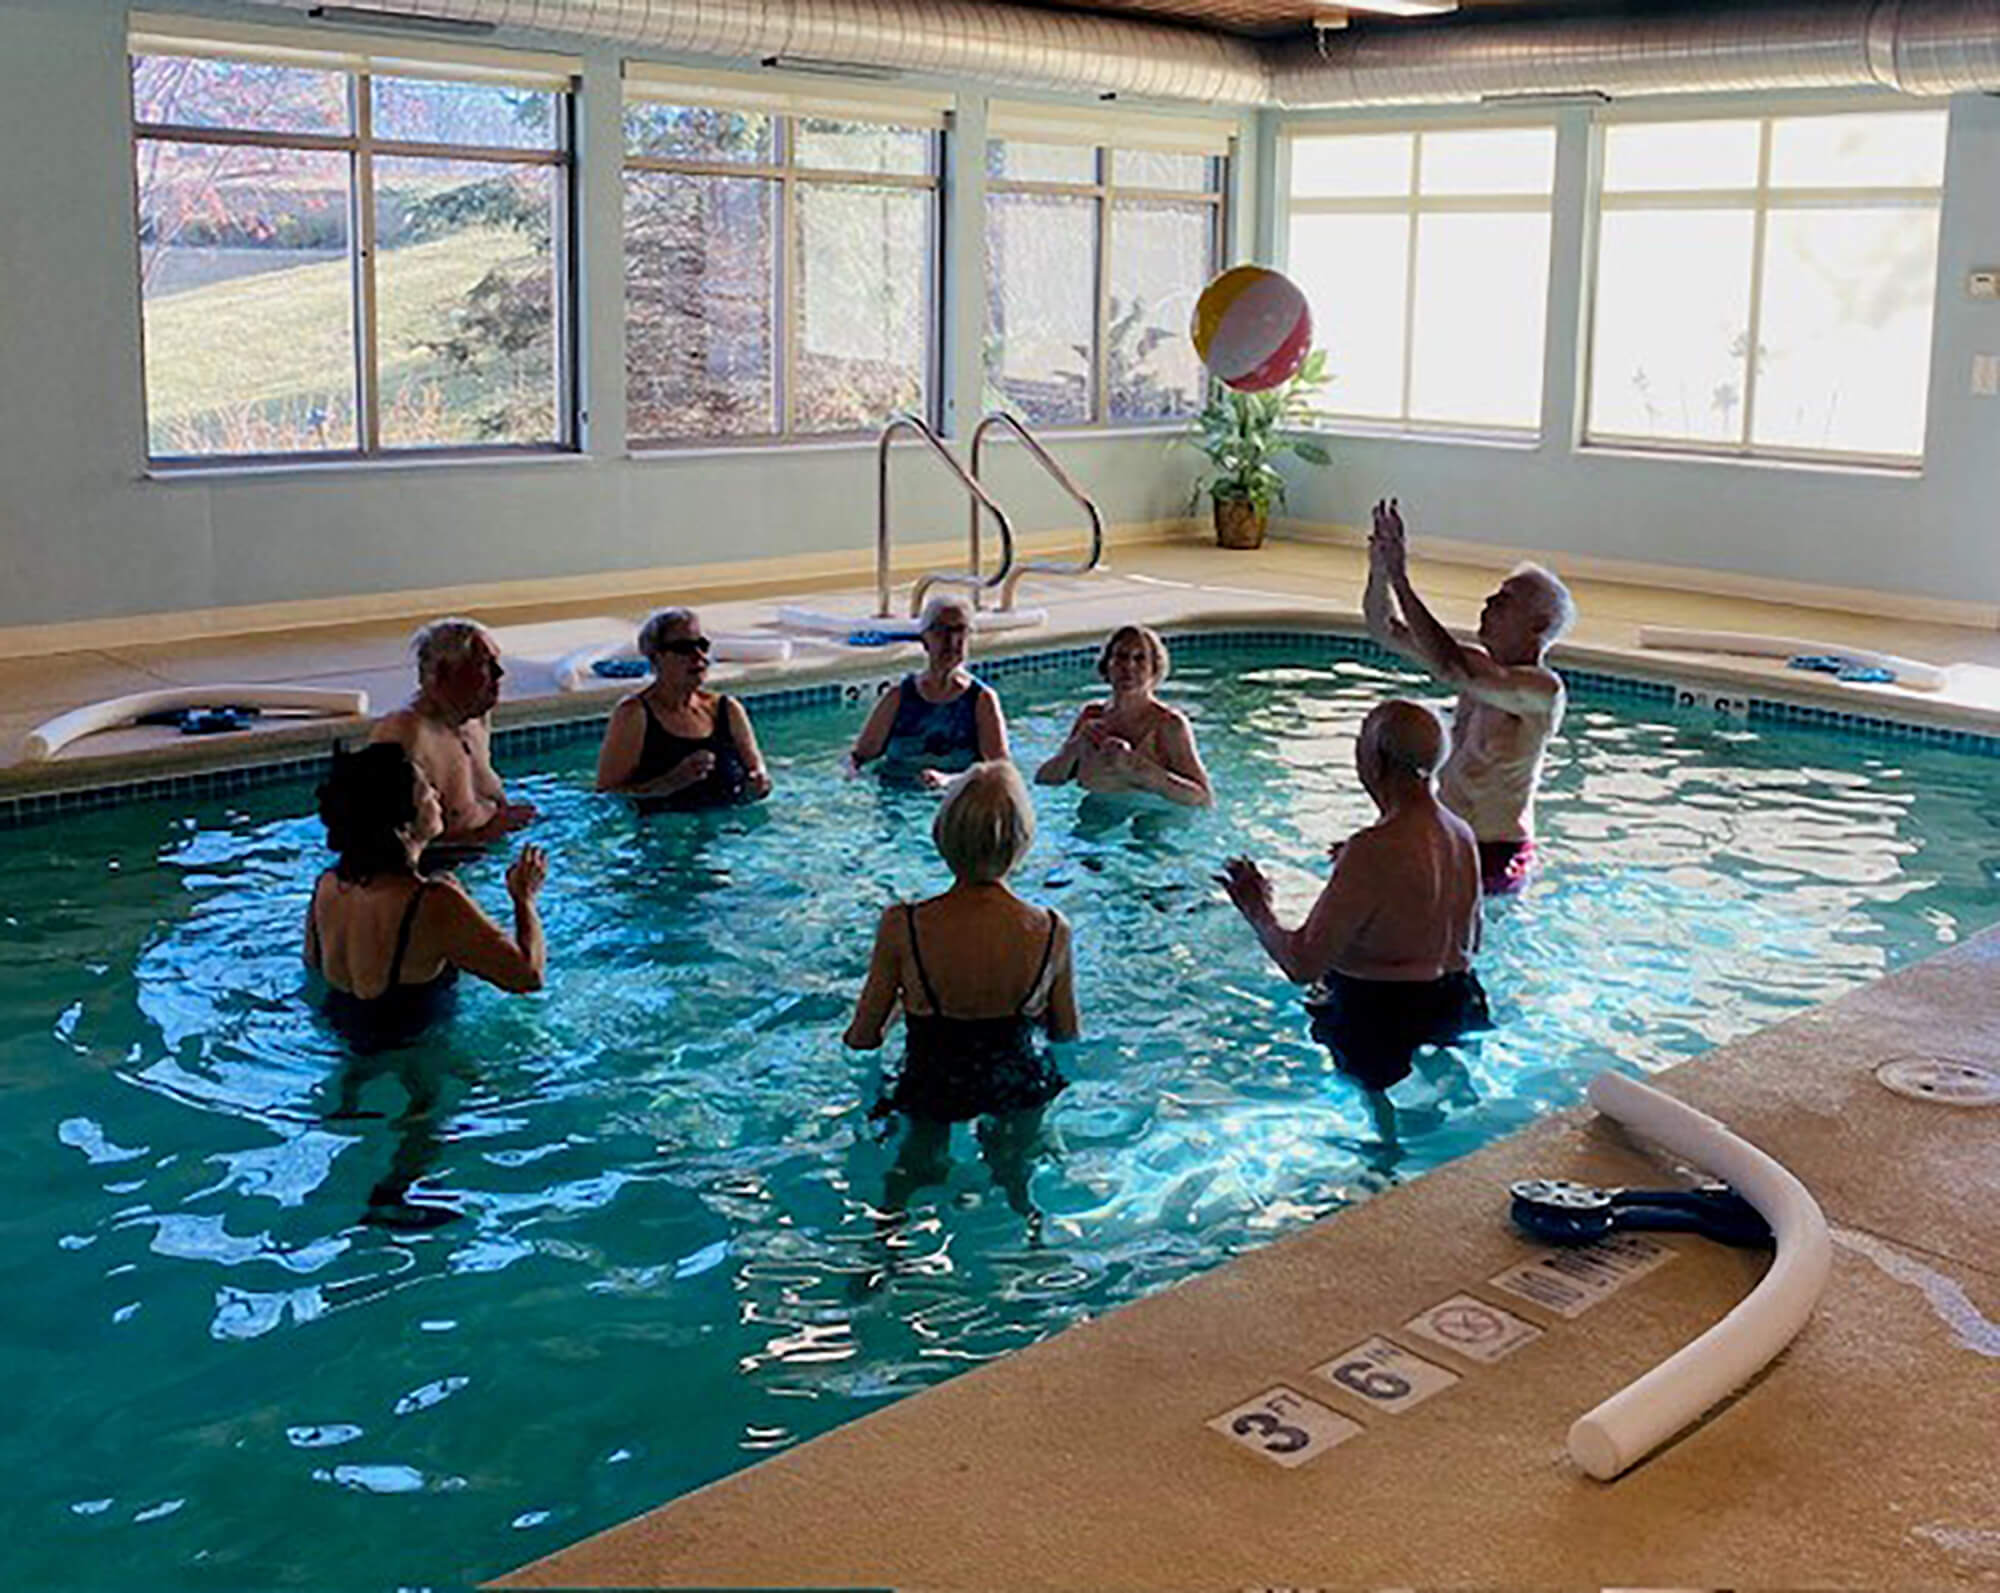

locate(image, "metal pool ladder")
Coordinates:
878 414 1015 620
972 412 1105 614
878 412 1104 619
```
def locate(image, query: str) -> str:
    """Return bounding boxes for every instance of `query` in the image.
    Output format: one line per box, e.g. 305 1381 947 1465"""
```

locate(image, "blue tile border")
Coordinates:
2 626 1994 828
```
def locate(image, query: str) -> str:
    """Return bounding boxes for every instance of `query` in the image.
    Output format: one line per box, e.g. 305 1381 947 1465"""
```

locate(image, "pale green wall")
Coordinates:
0 0 1252 630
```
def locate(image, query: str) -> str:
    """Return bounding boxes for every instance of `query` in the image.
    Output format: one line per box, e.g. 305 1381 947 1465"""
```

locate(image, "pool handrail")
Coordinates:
1567 1070 1832 1480
967 412 1105 612
876 414 1016 620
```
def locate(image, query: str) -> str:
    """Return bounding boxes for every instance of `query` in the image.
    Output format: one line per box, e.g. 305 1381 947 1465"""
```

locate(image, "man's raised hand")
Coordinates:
1370 497 1408 581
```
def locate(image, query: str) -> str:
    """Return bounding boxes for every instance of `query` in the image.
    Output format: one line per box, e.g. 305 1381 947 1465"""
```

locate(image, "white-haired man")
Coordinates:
370 617 535 847
1363 499 1570 895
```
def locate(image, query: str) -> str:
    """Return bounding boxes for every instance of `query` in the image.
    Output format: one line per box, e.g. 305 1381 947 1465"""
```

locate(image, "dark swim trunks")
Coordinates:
1305 969 1494 1092
1478 838 1537 896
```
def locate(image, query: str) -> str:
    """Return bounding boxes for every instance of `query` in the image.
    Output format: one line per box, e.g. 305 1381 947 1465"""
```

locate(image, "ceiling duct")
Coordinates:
1267 0 2000 107
268 0 1269 104
258 0 2000 107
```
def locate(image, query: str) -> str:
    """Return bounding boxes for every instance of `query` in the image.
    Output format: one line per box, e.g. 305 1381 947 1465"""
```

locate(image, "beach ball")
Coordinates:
1190 265 1313 392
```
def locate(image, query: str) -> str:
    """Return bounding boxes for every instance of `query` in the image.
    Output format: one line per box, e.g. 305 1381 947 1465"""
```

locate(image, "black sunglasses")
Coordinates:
656 637 712 657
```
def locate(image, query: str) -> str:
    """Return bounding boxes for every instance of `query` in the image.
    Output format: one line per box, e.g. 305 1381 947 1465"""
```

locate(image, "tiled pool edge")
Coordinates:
6 625 1998 830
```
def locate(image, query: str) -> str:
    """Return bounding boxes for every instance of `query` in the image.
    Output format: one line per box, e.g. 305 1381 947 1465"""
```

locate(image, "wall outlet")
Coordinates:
1972 269 2000 301
1974 354 2000 397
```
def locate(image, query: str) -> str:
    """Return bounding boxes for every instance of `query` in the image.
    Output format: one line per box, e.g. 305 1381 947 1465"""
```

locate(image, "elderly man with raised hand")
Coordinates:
370 617 535 848
1362 498 1571 896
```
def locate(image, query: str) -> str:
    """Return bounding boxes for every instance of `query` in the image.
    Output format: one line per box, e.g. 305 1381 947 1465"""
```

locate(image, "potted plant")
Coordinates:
1185 348 1332 550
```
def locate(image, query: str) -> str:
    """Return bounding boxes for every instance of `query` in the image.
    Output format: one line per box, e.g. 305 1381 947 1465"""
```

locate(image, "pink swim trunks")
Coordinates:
1478 837 1537 896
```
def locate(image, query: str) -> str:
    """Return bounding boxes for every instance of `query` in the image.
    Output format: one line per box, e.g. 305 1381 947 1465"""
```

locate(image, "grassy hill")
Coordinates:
144 225 549 453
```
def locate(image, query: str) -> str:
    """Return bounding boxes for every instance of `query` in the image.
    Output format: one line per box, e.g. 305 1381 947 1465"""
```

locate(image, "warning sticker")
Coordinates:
1487 1234 1677 1320
1312 1335 1459 1415
1207 1386 1363 1469
1402 1294 1543 1363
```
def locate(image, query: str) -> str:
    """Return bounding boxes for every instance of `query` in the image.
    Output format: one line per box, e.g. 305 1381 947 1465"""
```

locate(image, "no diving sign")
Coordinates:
1402 1294 1543 1364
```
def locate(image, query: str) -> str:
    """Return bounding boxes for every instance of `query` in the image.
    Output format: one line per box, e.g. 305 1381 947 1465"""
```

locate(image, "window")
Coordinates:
130 24 577 463
1586 109 1946 464
985 105 1231 427
1284 125 1555 433
622 67 946 446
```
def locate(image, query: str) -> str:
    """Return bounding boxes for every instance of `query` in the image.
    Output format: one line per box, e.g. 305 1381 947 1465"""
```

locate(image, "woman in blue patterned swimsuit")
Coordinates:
847 593 1009 787
846 762 1079 1237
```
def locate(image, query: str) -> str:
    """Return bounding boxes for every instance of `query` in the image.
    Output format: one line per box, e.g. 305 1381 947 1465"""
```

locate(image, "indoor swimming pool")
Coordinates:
6 634 1998 1589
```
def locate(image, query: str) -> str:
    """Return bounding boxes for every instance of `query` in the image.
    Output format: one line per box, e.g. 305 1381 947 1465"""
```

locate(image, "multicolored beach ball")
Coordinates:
1189 265 1313 392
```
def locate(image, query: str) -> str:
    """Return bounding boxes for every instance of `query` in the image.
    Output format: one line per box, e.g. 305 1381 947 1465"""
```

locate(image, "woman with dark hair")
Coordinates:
305 743 547 1052
1036 625 1211 806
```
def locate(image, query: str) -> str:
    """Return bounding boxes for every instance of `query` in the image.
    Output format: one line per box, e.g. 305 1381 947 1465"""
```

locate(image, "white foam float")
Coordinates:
1566 1070 1831 1481
556 633 793 693
774 605 1048 641
1637 626 1947 692
23 685 369 763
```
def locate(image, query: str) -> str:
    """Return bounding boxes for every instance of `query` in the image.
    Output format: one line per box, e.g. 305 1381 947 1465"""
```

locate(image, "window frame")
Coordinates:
985 142 1229 431
1280 118 1557 439
130 45 580 469
1581 104 1946 470
621 105 945 451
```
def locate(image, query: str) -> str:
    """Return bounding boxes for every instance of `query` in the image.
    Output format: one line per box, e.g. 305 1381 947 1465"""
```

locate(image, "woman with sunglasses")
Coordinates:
595 608 772 810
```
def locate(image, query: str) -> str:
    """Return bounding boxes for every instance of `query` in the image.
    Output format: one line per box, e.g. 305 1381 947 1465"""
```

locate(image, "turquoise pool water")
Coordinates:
7 640 1999 1589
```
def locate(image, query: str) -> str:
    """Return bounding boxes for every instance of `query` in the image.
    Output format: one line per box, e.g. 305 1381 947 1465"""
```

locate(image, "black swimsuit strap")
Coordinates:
903 902 945 1017
385 881 432 989
646 692 731 748
1019 912 1058 1014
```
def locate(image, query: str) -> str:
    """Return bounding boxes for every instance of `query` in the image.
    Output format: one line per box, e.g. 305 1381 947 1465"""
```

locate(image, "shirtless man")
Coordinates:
370 617 535 847
1363 498 1570 895
1220 700 1489 1113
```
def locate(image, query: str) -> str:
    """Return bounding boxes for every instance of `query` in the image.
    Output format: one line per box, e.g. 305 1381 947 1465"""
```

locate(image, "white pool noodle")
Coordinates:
24 685 369 763
1636 626 1947 692
1566 1070 1831 1481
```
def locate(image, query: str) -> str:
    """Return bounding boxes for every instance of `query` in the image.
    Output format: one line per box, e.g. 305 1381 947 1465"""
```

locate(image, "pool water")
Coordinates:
6 641 1999 1589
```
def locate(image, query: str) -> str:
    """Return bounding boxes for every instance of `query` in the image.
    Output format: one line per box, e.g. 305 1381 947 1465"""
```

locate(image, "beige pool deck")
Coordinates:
5 532 1999 1588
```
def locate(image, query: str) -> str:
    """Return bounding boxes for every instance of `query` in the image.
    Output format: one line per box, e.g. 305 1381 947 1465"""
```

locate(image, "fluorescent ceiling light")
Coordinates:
307 6 496 34
1481 89 1612 105
761 54 904 80
1342 0 1459 16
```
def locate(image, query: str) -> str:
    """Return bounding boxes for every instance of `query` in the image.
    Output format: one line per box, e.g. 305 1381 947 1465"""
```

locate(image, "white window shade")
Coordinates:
988 100 1235 156
622 62 952 129
128 12 578 89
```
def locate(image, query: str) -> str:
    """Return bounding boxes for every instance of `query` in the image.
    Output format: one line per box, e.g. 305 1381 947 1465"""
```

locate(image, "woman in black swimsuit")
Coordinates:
846 762 1080 1237
306 743 547 1046
595 607 773 811
306 744 548 1224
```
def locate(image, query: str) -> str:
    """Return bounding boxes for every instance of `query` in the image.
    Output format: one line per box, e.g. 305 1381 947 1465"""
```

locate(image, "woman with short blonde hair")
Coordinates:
932 758 1037 883
1037 624 1211 806
846 761 1078 1228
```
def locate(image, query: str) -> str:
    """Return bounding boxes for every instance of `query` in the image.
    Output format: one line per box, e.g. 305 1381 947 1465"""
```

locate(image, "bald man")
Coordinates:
1220 699 1489 1098
1363 498 1570 895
